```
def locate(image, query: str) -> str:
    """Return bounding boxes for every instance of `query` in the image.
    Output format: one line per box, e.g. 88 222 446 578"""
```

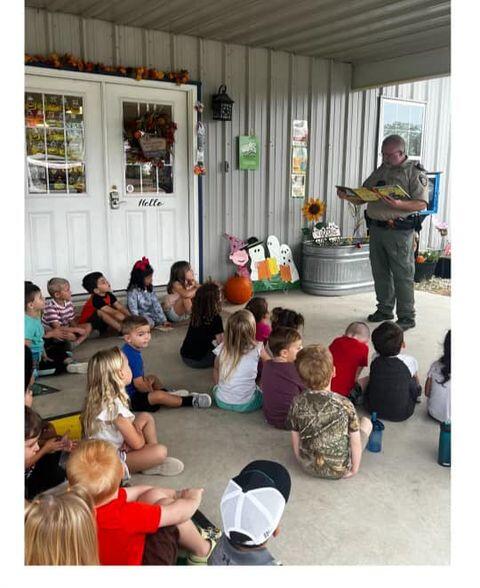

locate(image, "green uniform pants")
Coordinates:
369 224 415 321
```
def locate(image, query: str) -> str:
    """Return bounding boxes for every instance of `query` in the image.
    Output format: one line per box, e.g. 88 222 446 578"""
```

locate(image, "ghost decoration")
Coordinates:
279 244 300 283
248 242 266 282
265 235 281 276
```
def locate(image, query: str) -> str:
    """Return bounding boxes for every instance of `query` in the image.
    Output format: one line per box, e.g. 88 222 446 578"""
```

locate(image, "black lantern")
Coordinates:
212 84 234 121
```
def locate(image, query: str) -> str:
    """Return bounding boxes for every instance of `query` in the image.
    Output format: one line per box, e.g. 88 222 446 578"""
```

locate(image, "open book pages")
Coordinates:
336 185 411 202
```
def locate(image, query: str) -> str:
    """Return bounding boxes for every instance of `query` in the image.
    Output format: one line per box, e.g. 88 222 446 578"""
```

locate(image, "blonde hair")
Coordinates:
47 277 69 297
219 309 256 381
67 440 124 505
295 344 334 390
81 347 130 438
25 485 99 565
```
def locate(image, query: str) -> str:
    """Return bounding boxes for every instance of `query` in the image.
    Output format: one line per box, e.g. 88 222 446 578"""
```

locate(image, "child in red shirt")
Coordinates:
329 322 370 398
67 439 217 565
79 271 130 334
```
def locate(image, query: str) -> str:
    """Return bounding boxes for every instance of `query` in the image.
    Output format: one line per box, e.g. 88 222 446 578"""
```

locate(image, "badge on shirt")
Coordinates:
419 174 428 187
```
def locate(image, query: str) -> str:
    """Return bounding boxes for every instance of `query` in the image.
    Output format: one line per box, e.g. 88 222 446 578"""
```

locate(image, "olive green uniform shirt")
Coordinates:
362 157 429 221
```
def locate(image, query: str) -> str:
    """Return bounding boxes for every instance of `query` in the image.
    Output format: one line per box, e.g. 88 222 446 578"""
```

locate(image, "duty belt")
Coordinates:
368 217 415 230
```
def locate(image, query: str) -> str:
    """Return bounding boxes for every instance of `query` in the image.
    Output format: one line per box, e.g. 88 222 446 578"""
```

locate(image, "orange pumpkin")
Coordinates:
224 275 253 305
416 255 426 264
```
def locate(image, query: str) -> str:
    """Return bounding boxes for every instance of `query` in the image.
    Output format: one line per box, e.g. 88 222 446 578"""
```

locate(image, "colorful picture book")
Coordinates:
336 184 411 202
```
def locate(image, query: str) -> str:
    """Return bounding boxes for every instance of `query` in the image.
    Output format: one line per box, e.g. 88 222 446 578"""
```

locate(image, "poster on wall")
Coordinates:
290 119 308 197
291 174 306 198
239 135 260 170
292 119 309 144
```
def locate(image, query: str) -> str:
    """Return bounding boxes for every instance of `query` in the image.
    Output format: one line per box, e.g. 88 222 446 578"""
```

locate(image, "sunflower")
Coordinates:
302 198 326 222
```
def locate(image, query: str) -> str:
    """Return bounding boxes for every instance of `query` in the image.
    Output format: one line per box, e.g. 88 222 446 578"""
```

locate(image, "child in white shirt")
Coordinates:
213 309 270 413
425 330 451 422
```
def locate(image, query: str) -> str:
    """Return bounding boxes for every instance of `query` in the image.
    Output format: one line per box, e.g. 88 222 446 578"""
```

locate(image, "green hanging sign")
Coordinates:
238 135 259 170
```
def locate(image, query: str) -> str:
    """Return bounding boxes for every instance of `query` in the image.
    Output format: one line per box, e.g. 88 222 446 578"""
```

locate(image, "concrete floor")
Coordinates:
34 289 450 565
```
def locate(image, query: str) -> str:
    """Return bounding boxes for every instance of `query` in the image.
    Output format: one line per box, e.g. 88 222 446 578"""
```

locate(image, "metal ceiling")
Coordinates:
25 0 450 65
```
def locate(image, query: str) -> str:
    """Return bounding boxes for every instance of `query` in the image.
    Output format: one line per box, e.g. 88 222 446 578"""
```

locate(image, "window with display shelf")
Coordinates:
25 92 86 194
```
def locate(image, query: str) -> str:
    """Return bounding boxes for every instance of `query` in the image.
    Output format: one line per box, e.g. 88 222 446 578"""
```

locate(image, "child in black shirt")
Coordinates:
180 282 223 368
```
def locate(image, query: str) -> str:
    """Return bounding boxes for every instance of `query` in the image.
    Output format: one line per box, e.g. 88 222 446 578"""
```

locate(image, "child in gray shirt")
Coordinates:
208 460 291 566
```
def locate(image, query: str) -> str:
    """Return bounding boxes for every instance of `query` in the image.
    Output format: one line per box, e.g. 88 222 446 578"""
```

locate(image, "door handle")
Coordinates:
109 185 126 209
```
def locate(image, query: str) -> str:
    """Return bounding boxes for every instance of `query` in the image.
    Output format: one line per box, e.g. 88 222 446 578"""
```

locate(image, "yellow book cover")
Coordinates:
336 184 411 202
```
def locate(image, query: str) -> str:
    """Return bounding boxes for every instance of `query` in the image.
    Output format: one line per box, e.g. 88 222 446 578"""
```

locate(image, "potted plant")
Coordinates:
415 249 441 283
300 199 374 296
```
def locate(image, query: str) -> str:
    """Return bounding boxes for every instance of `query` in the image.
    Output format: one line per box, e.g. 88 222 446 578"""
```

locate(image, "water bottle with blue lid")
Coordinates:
367 411 385 453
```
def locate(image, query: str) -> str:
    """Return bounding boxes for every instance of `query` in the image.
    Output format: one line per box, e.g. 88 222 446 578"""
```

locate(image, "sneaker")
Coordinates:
169 388 191 397
367 310 394 322
187 538 217 565
155 324 174 332
192 510 222 541
192 393 212 408
66 361 88 374
396 319 416 331
141 457 184 476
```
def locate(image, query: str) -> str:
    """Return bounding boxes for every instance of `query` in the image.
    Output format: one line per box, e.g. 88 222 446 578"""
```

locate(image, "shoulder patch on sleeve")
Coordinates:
419 173 428 187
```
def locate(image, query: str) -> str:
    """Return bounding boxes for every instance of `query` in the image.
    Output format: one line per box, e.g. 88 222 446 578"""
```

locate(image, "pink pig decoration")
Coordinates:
229 249 250 278
224 232 247 255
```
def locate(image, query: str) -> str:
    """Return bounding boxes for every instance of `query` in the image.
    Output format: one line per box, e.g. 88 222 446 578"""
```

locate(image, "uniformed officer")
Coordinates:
337 134 428 330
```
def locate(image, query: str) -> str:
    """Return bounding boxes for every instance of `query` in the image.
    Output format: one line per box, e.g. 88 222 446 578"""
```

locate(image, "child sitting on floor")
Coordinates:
425 330 451 423
245 297 271 343
25 281 87 376
208 460 291 566
329 322 370 398
126 257 172 330
287 345 372 480
25 485 99 565
260 327 305 429
24 405 73 500
25 345 34 407
163 261 200 323
67 440 216 565
365 321 422 422
213 310 270 413
81 346 184 476
79 272 130 334
122 315 211 410
270 307 305 332
42 277 92 346
180 282 224 369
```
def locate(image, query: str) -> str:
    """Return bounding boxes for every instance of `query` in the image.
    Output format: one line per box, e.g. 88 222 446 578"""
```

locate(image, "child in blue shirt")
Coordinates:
126 257 173 330
121 316 211 411
24 281 87 376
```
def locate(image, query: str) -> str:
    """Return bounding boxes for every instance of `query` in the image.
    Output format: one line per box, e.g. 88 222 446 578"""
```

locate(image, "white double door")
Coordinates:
25 70 197 294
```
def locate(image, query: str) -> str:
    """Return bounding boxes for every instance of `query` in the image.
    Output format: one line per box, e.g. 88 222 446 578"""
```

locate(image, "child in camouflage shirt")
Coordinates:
287 345 372 480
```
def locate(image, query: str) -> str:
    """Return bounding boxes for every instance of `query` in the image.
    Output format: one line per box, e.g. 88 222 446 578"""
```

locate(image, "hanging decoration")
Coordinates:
291 119 309 198
125 110 177 167
194 101 206 175
25 53 190 85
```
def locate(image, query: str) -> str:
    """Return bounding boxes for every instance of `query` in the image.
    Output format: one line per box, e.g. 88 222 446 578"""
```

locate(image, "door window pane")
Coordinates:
123 101 174 195
25 92 86 195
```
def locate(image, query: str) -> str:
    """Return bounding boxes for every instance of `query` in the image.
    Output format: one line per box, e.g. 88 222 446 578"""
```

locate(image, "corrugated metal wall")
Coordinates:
26 7 450 281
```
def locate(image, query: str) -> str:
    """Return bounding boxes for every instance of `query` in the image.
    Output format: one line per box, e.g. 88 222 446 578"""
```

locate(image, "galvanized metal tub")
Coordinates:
301 241 374 296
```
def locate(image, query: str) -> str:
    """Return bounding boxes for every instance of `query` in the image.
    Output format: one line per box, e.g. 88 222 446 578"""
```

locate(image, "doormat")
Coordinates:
32 382 60 397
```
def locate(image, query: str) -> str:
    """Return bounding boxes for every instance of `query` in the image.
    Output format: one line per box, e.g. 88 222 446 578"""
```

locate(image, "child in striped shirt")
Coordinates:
42 278 92 347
